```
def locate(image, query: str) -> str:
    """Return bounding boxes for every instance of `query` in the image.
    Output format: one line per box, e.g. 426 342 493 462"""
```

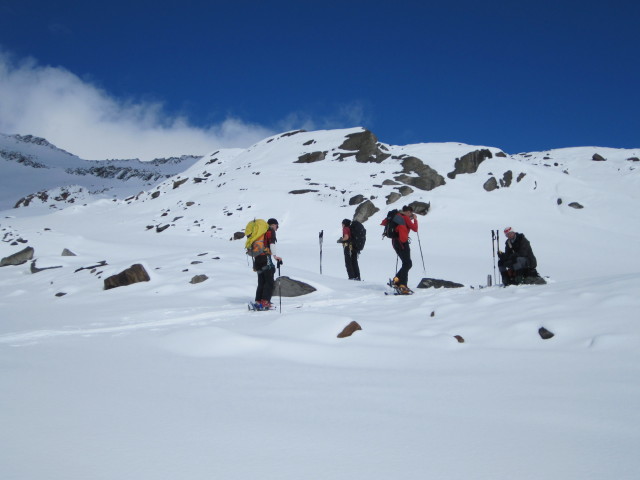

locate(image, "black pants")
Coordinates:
343 246 361 280
393 241 412 286
498 256 530 285
255 266 275 302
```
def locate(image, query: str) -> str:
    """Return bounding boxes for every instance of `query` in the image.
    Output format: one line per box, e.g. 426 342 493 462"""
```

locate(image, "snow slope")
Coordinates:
1 127 639 480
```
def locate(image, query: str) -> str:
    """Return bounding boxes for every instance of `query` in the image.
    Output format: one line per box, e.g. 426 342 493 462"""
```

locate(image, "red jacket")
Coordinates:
264 228 276 253
381 212 418 243
396 213 418 242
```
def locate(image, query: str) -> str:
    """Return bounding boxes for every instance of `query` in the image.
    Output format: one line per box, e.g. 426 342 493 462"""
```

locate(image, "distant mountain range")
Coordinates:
0 132 201 210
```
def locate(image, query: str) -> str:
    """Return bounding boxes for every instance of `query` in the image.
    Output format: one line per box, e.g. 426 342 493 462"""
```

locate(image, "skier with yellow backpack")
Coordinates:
245 218 282 310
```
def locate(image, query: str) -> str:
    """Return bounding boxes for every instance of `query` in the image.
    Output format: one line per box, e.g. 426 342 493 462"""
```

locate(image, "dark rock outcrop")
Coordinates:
416 278 464 289
337 321 362 338
538 327 555 339
104 264 150 290
592 153 606 161
1 246 34 266
448 149 493 179
500 170 513 187
74 261 108 273
386 192 402 205
483 177 499 192
406 201 430 215
190 274 208 284
397 186 414 196
173 178 188 189
353 200 380 223
382 179 401 186
296 151 327 163
30 260 63 273
279 130 306 138
394 156 446 191
273 276 316 297
337 130 391 163
14 191 49 208
349 194 365 205
289 189 319 194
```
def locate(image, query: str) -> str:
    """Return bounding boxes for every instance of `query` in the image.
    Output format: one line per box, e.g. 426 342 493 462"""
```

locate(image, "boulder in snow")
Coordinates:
447 149 493 179
416 278 464 289
538 327 555 339
273 276 316 297
104 264 150 290
337 321 362 338
0 246 34 266
483 177 499 192
190 274 208 284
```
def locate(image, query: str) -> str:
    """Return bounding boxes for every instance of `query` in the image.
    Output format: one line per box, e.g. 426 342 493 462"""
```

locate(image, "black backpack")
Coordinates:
350 220 366 252
383 209 403 239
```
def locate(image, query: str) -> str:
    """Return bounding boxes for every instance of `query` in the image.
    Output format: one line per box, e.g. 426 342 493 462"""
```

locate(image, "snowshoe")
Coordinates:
386 279 414 295
396 285 414 295
248 300 275 311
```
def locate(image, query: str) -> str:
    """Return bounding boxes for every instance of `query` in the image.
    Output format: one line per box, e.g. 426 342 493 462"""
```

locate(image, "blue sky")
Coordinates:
0 0 638 160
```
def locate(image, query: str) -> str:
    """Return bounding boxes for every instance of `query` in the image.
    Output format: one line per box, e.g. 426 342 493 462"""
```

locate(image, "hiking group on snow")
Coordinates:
244 208 544 309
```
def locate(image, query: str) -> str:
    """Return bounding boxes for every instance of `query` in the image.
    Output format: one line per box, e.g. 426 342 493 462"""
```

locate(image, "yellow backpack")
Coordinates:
244 219 270 257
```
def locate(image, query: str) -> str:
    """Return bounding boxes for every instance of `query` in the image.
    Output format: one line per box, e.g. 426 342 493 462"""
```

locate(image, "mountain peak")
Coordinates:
10 133 75 156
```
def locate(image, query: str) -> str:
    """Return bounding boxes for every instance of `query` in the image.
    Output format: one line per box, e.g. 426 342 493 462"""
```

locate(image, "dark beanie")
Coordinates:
268 218 279 225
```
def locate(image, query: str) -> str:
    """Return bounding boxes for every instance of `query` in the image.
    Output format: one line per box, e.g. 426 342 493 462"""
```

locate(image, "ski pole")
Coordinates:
416 231 427 275
319 230 323 274
395 249 399 277
496 229 502 285
491 230 497 285
277 259 283 313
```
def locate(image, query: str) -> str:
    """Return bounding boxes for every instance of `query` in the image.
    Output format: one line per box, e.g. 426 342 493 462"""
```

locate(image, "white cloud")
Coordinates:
0 51 275 160
275 101 370 134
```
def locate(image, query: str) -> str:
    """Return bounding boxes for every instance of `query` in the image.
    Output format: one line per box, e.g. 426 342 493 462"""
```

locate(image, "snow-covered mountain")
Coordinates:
3 127 638 280
0 132 201 210
1 127 639 480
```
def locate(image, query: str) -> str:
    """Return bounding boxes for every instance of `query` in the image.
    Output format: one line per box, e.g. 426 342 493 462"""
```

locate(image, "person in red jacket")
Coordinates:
382 205 418 292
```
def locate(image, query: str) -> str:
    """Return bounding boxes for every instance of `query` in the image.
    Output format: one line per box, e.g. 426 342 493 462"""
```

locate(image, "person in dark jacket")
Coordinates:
337 219 361 280
254 218 283 308
498 227 538 285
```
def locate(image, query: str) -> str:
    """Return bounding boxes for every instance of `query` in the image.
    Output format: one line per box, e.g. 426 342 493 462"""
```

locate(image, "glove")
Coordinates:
337 238 344 244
